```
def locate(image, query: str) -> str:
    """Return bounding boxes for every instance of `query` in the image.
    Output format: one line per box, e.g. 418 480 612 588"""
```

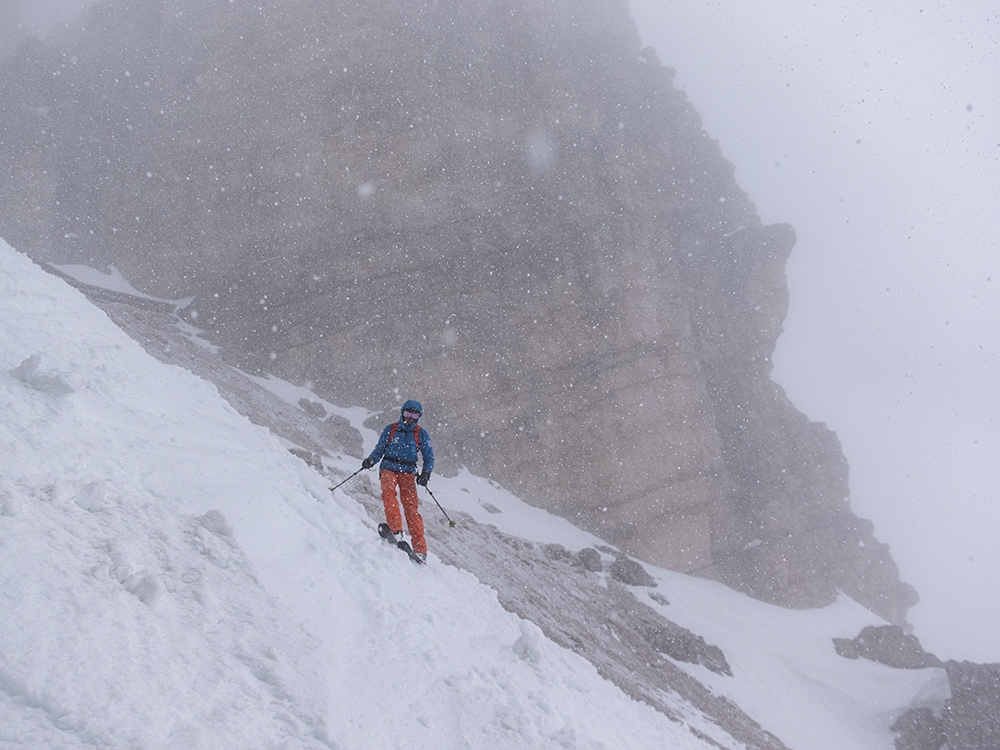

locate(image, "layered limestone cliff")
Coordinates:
0 0 917 622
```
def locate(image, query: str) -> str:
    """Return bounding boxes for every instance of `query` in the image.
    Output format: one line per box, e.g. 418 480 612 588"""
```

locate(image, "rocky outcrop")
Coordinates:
891 662 1000 750
834 625 942 669
0 0 915 621
610 554 658 587
892 708 946 750
940 662 1000 750
834 627 1000 750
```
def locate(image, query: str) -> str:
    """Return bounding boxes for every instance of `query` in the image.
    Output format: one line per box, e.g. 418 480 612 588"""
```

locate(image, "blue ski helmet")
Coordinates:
401 399 423 418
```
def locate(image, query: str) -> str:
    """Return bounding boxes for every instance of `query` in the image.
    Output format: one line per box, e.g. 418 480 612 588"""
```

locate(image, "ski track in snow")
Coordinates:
2 240 720 748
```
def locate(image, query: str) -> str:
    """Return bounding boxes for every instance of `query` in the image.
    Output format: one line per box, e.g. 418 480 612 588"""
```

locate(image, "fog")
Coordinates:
15 0 92 35
629 0 1000 661
14 0 998 661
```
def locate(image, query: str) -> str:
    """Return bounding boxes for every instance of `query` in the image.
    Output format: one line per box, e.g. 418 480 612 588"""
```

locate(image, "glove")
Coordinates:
361 456 376 470
416 470 430 487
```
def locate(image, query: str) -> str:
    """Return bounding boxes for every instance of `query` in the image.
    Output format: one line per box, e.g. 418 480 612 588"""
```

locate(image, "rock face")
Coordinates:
891 664 1000 750
834 625 942 669
940 662 1000 750
0 0 916 620
892 708 947 750
834 627 1000 750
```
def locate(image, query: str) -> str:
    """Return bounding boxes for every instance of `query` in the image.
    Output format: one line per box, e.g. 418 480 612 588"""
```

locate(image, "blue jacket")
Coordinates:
367 420 434 476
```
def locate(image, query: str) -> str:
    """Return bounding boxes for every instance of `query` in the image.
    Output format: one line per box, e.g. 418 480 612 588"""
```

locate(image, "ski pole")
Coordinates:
423 485 456 527
329 466 365 493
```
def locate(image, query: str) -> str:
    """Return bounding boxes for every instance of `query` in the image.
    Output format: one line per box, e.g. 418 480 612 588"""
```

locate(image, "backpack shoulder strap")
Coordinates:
387 421 420 449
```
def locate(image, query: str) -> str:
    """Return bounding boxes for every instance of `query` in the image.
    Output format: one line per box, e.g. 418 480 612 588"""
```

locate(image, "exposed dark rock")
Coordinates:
892 707 946 750
641 620 731 676
610 555 657 587
941 661 1000 750
834 626 1000 750
649 590 671 607
419 503 773 746
298 398 327 419
289 447 323 471
834 625 942 669
832 638 855 658
575 547 603 572
542 543 572 561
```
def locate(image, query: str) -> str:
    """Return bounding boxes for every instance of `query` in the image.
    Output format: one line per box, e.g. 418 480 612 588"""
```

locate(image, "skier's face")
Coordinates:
402 409 420 425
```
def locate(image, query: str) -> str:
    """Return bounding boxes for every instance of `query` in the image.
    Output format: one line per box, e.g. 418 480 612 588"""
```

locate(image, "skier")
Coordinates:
362 399 434 563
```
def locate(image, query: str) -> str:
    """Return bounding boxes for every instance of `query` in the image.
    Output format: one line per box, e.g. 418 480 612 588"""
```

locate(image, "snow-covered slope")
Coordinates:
1 238 947 749
1 240 731 747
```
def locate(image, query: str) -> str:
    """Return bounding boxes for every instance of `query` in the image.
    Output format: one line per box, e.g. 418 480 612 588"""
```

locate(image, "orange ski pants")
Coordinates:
380 469 427 555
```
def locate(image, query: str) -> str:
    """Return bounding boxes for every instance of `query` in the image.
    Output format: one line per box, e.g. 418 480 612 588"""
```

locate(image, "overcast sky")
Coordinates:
629 0 1000 661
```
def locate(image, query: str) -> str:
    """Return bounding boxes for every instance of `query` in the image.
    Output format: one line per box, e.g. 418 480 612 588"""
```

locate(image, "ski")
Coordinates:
396 539 426 565
377 523 426 564
377 522 397 544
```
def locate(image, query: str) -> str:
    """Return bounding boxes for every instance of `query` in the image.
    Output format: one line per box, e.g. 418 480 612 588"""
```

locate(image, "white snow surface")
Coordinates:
1 238 945 749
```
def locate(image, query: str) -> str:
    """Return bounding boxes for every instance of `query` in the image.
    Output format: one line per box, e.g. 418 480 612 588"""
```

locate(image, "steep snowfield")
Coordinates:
0 240 722 748
1 238 947 749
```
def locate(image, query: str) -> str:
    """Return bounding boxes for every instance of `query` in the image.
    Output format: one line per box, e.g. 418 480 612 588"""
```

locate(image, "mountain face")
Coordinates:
0 0 916 622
